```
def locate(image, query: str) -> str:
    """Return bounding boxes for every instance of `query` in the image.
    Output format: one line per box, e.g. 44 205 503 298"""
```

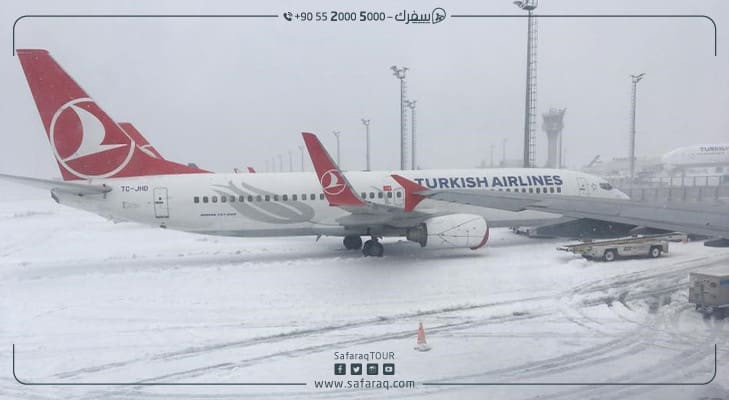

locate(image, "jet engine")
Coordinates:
406 214 489 249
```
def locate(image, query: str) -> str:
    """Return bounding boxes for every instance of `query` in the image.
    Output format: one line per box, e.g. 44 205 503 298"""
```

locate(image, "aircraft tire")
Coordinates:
343 235 363 250
362 239 384 257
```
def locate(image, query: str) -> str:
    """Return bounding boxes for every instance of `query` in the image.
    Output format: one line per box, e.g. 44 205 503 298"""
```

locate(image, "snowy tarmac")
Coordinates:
1 197 728 399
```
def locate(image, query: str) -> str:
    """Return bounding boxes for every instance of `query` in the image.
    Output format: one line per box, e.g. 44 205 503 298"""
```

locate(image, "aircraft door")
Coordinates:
576 177 588 196
153 187 169 218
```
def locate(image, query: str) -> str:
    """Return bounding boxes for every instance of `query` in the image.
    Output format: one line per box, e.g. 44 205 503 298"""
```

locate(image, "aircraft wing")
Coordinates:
421 187 729 238
0 173 112 196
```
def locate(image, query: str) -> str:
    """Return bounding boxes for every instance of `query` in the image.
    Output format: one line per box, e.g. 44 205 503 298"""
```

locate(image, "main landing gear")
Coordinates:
343 235 363 250
362 238 384 257
343 235 383 257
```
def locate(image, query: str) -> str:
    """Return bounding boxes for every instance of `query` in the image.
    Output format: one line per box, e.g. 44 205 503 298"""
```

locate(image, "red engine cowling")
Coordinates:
406 214 490 250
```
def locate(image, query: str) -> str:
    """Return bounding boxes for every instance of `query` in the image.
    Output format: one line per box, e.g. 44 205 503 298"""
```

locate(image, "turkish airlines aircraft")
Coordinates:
3 49 629 257
662 144 729 170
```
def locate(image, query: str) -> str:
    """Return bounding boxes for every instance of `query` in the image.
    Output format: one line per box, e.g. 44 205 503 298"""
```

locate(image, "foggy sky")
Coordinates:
1 0 728 179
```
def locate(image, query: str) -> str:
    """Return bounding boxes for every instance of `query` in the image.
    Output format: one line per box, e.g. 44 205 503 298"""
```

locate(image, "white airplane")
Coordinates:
662 144 729 170
3 49 630 257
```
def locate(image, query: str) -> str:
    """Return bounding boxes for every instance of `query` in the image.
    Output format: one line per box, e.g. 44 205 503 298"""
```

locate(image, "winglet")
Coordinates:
302 132 365 207
391 174 427 212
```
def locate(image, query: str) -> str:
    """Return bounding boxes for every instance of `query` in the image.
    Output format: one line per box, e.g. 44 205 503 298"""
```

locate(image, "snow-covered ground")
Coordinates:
1 196 728 399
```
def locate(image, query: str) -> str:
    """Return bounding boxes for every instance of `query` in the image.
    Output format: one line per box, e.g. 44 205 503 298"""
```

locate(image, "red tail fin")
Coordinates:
17 49 208 180
302 132 364 207
118 122 165 160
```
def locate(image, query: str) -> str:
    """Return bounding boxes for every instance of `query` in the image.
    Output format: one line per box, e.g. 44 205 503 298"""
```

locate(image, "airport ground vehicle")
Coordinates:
557 234 672 261
688 271 729 318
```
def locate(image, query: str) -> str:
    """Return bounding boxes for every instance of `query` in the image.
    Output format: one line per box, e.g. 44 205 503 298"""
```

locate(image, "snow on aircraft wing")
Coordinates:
416 184 729 239
0 173 112 195
301 132 427 227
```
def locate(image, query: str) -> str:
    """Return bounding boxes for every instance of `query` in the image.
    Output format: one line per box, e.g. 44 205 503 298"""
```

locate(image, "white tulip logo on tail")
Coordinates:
49 98 135 179
320 169 347 196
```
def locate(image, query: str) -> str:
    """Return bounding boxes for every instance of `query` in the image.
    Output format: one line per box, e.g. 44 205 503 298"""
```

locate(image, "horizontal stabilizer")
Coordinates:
0 173 111 195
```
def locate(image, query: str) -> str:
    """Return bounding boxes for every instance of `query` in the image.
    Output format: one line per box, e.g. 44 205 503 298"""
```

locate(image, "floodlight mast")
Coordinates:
332 130 341 166
629 73 645 184
361 119 371 171
391 65 409 170
298 145 305 171
502 138 508 166
406 100 417 169
514 0 538 168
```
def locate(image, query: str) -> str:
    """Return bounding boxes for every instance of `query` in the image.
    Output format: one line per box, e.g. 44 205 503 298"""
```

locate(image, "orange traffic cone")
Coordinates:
414 322 431 352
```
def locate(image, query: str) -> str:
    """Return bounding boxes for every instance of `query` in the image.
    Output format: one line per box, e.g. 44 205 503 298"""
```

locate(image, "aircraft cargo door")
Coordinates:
153 187 169 218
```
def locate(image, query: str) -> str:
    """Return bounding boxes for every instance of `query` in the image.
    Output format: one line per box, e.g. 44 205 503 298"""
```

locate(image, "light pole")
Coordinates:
271 157 276 172
265 159 270 172
406 100 417 170
629 73 645 184
502 138 508 166
391 65 409 170
361 119 371 171
514 0 538 168
490 144 495 167
288 150 293 172
332 130 341 166
278 154 283 172
298 145 305 171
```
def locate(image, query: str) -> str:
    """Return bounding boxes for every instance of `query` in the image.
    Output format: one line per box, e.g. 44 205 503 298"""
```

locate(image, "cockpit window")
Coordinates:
599 182 613 190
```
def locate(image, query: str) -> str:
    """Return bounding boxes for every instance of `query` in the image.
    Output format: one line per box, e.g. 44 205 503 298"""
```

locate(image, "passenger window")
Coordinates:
320 193 325 200
230 196 236 202
302 193 307 200
203 196 209 203
361 192 367 198
529 188 533 193
239 196 245 202
265 195 270 201
550 187 555 193
273 195 279 201
212 196 218 203
283 194 288 201
396 191 402 198
369 192 375 199
248 195 254 202
378 192 384 198
506 188 511 192
221 196 227 203
536 188 540 193
194 196 200 203
292 194 297 201
557 187 562 193
310 194 315 200
387 192 393 198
